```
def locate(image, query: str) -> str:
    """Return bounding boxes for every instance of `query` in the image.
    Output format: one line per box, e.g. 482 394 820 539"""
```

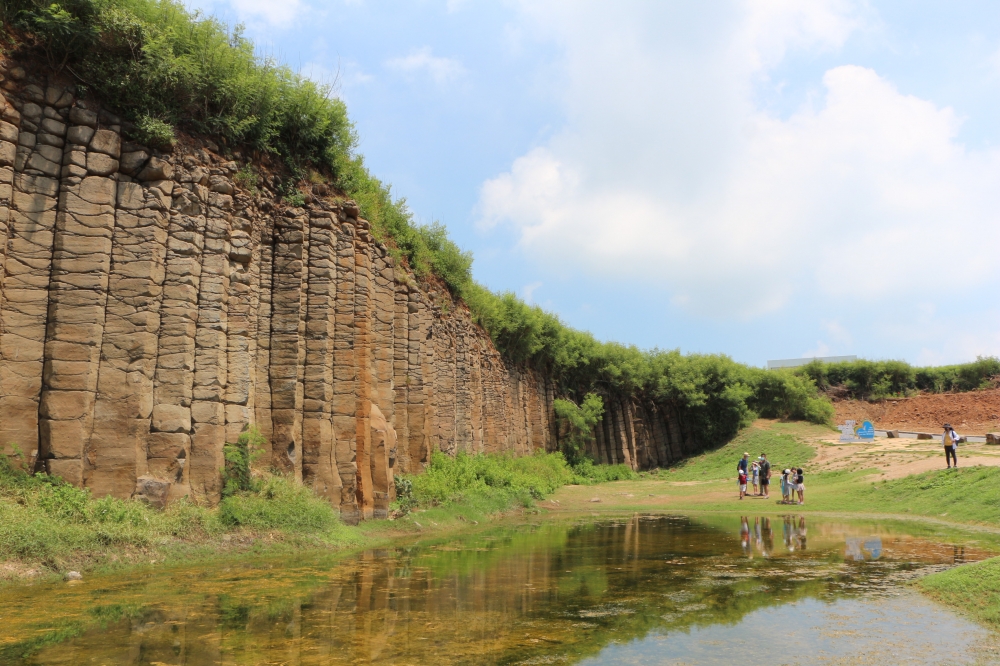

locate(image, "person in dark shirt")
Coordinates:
795 468 805 505
759 453 771 499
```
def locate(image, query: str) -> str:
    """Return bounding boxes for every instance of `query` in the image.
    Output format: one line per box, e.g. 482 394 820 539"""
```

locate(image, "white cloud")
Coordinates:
478 1 1000 324
386 47 465 84
520 281 543 303
231 0 303 27
802 341 831 358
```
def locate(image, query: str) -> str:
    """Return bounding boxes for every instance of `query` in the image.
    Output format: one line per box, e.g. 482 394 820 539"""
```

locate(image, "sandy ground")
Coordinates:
811 434 1000 480
835 389 1000 436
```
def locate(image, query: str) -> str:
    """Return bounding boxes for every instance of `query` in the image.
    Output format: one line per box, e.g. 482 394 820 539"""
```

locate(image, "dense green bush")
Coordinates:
404 451 574 512
393 450 640 515
218 477 337 531
570 459 639 484
553 394 605 464
222 426 265 497
794 356 1000 400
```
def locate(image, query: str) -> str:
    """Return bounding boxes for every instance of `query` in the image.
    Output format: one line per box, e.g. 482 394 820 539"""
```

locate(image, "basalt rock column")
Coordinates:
405 292 430 471
1 87 62 469
301 210 339 501
353 220 374 521
222 202 259 445
371 249 395 513
0 90 23 457
268 210 308 481
89 147 175 497
252 224 274 456
333 216 359 523
45 111 122 491
150 171 206 497
188 175 235 498
391 280 410 471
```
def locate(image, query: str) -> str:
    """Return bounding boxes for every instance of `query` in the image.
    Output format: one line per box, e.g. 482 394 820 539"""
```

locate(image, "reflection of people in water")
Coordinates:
754 517 772 557
954 546 966 564
781 516 806 552
741 516 751 556
796 517 807 550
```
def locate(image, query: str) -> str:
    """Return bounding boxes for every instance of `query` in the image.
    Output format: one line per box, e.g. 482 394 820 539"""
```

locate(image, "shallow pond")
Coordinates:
2 514 998 665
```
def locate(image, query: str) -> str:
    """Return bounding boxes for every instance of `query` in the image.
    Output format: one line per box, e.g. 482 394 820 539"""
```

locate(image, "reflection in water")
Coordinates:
0 515 995 665
846 536 883 560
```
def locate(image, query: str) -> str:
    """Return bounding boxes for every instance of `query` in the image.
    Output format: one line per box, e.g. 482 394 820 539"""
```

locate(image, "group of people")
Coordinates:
737 452 804 505
733 422 962 506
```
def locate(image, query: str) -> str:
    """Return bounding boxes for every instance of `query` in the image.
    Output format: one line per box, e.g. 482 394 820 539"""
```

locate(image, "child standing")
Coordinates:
738 468 748 500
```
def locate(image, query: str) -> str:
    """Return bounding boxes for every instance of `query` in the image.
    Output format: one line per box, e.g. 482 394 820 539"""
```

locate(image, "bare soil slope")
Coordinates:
834 390 1000 436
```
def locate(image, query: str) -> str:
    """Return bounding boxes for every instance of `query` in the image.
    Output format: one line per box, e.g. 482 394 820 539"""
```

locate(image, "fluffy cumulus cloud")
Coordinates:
386 47 466 84
478 1 1000 326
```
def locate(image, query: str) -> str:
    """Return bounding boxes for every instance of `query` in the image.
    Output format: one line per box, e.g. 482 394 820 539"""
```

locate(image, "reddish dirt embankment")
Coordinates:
833 389 1000 436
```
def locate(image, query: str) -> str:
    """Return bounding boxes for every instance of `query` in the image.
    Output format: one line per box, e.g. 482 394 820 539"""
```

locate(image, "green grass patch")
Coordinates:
820 466 1000 525
919 556 1000 626
666 426 816 481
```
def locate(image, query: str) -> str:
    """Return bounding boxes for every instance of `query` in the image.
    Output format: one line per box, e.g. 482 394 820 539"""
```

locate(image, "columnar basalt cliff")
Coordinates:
0 65 702 518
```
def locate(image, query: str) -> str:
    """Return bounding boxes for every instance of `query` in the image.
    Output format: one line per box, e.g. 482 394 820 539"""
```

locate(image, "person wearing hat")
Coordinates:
943 424 959 468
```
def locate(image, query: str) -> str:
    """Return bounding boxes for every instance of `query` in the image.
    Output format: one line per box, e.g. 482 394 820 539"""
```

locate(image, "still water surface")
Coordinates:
2 514 997 665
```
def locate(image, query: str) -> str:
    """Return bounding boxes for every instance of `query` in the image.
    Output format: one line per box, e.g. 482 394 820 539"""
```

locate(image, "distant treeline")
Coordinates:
788 357 1000 402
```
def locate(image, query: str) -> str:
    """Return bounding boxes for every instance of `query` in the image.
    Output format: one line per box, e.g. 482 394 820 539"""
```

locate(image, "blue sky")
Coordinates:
186 0 1000 367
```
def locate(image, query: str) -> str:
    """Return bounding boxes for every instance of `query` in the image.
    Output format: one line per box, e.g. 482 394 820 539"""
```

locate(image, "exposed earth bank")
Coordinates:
833 389 1000 436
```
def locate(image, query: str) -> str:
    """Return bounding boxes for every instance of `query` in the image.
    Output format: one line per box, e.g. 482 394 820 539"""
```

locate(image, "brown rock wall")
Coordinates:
0 69 706 516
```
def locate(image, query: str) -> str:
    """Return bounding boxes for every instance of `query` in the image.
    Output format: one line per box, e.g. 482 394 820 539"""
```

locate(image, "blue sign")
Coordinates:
855 420 875 440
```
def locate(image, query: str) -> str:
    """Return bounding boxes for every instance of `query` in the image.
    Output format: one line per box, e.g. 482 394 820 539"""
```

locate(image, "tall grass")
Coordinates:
393 450 637 515
0 453 217 562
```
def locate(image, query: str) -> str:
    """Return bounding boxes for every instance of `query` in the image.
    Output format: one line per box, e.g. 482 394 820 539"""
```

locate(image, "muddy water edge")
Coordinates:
2 514 998 665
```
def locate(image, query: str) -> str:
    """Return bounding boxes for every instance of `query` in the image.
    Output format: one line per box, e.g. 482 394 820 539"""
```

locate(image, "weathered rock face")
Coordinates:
0 70 559 521
0 65 701 519
584 396 705 470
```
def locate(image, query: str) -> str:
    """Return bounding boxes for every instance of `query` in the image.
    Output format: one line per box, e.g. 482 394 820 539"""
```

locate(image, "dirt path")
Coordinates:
835 389 1000 436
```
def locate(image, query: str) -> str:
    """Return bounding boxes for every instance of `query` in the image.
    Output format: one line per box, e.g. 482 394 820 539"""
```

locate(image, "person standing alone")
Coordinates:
943 424 959 468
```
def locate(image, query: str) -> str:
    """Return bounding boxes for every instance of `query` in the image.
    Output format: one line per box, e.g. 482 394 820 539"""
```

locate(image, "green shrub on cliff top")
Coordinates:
554 394 605 465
